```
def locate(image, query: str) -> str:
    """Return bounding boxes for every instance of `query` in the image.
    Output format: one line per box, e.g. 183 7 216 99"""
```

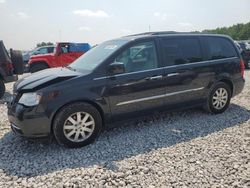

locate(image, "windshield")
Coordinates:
69 39 128 72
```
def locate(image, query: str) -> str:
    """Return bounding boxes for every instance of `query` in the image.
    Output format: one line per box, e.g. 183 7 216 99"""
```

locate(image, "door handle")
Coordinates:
167 73 180 77
147 75 163 80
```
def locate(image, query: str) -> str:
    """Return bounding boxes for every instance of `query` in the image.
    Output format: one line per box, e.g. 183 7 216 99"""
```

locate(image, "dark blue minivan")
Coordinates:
8 32 245 148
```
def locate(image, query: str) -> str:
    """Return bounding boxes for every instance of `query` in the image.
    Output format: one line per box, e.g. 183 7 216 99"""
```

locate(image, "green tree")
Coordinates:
202 22 250 40
36 42 54 47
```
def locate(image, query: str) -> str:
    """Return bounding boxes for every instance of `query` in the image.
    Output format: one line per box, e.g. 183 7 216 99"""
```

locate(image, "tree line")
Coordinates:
36 42 54 48
202 22 250 40
35 22 250 48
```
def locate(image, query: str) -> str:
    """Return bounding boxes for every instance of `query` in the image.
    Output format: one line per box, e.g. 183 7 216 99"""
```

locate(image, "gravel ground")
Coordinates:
0 72 249 187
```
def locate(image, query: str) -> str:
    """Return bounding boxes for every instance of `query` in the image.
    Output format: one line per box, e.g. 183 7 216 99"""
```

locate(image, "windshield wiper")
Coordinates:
65 66 76 72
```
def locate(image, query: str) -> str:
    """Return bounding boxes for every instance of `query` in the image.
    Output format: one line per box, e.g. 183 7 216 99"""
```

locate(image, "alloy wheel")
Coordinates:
212 88 228 110
63 112 95 142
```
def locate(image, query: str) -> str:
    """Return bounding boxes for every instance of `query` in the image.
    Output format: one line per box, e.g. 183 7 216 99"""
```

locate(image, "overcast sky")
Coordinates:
0 0 250 50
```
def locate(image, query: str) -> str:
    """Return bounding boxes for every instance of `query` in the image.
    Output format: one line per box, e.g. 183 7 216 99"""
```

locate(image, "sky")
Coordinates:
0 0 250 50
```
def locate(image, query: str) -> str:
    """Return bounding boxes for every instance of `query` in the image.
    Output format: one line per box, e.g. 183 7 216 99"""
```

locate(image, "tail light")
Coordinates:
7 61 13 74
240 59 245 78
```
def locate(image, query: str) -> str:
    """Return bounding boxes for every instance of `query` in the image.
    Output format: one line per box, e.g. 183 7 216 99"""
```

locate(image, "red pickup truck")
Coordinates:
28 42 91 73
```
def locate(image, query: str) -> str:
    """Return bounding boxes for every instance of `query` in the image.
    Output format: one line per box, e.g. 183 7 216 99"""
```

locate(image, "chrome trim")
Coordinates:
11 123 21 130
164 87 204 97
93 57 238 81
116 87 205 106
93 67 163 80
93 76 108 81
149 75 163 80
167 73 180 77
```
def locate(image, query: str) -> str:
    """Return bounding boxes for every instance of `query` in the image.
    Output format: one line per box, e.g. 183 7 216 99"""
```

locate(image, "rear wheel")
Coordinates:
53 103 102 148
30 63 48 73
204 82 231 114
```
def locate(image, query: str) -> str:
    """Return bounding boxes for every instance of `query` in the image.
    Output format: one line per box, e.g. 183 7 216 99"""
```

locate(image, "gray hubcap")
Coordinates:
63 112 95 142
212 88 228 110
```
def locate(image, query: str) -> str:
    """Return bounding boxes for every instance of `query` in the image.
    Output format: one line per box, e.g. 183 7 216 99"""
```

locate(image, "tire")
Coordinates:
0 80 5 99
30 63 48 73
204 82 231 114
10 49 24 75
53 102 102 148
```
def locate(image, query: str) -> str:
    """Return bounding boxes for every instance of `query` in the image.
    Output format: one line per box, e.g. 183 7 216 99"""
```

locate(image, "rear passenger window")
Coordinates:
161 37 203 66
202 37 237 60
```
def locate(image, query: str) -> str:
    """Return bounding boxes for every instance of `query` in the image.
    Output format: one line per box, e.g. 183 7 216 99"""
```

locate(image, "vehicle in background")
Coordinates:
235 41 250 69
22 46 55 72
23 46 55 63
0 41 24 98
8 32 245 148
28 42 91 73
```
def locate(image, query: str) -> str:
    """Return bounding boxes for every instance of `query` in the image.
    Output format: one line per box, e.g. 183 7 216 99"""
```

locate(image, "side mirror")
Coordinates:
108 62 125 75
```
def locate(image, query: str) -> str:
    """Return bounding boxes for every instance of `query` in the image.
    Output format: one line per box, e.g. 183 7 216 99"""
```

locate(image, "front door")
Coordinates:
106 40 165 119
58 43 78 67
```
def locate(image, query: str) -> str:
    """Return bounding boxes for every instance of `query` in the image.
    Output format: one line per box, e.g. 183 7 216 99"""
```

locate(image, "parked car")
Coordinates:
22 45 55 72
8 32 245 148
28 42 91 73
23 45 55 63
235 41 250 69
0 41 23 98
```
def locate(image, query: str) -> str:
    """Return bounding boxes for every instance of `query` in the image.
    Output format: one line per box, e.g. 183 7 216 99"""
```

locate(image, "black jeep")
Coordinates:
0 40 24 98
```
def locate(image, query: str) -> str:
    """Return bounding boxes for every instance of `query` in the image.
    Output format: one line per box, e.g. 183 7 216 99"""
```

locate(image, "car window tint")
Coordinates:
202 37 237 60
48 47 55 53
115 41 158 73
161 37 203 66
69 43 91 53
61 44 69 53
38 48 48 54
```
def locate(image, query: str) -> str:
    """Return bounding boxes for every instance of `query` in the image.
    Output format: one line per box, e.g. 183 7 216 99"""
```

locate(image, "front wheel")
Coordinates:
53 103 102 148
204 82 231 114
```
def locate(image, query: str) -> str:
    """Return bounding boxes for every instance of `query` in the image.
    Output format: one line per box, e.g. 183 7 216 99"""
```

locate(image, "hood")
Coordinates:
14 67 83 92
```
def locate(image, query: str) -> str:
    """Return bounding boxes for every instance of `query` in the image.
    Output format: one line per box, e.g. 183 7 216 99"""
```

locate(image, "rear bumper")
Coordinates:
7 103 51 138
232 77 245 97
4 75 18 83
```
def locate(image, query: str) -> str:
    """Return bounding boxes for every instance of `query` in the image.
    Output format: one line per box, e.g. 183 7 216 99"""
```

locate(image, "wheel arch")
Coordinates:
50 99 105 135
29 60 50 68
218 79 234 96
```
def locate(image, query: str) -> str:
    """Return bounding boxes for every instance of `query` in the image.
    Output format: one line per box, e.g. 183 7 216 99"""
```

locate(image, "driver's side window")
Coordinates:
60 44 69 54
115 41 158 73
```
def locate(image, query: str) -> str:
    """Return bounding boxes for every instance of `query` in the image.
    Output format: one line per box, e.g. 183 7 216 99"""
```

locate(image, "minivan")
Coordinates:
8 32 245 148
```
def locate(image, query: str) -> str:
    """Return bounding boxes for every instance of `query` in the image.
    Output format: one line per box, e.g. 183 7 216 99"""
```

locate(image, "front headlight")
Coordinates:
18 92 42 106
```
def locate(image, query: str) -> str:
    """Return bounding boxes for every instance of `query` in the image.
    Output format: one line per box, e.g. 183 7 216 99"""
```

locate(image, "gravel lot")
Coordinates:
0 72 249 187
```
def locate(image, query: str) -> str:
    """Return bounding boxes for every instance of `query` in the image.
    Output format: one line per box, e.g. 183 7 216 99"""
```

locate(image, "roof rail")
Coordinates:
124 31 201 37
124 31 177 37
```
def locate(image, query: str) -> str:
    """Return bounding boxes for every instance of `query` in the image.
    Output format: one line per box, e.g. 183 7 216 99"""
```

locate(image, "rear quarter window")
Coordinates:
201 37 238 60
